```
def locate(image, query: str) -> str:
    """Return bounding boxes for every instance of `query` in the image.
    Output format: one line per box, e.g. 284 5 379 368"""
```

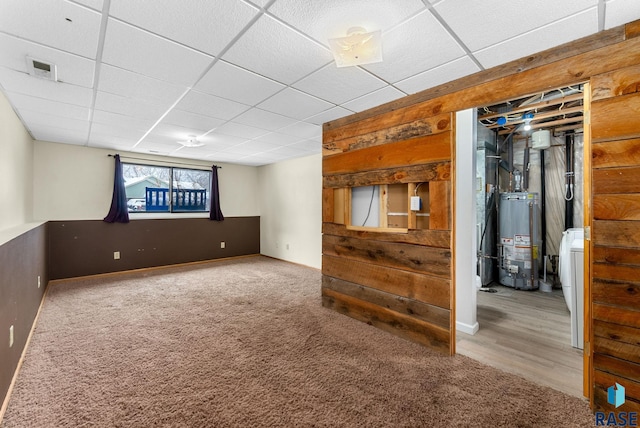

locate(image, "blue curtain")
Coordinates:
209 165 224 221
103 154 130 223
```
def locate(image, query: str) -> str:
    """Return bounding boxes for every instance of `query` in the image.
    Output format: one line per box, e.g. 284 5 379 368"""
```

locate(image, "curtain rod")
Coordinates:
108 154 221 169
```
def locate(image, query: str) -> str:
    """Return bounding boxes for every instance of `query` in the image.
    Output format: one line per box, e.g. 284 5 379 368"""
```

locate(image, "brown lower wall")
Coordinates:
0 224 48 410
48 217 260 280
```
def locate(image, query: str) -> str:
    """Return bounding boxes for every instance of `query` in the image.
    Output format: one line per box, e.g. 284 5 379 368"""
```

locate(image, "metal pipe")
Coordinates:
529 201 536 289
540 149 547 259
523 137 530 191
564 133 574 229
508 135 514 192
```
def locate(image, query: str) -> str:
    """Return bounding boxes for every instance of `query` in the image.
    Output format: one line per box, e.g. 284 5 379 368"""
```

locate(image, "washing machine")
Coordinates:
558 228 584 349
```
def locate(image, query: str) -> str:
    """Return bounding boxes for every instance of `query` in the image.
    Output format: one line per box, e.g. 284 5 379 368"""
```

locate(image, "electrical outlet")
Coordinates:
220 241 226 249
114 251 120 260
37 275 41 288
9 325 14 348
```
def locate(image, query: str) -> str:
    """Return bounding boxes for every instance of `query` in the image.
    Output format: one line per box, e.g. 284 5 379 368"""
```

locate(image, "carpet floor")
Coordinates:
2 256 594 427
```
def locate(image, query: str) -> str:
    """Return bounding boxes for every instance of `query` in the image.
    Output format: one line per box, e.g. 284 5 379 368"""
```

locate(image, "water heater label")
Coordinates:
515 235 530 245
501 238 514 245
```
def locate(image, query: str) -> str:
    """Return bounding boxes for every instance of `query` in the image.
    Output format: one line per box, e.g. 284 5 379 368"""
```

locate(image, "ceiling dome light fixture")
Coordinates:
178 135 204 148
328 26 383 68
522 112 534 131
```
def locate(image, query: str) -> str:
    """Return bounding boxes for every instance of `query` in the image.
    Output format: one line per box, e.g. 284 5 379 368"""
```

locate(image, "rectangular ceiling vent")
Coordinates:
26 56 58 81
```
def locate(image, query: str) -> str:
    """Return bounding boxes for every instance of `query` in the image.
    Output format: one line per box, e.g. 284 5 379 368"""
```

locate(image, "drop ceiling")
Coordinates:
0 0 638 166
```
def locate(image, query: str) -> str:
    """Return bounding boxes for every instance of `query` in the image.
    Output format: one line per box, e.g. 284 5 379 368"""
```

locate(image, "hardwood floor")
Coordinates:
456 284 585 398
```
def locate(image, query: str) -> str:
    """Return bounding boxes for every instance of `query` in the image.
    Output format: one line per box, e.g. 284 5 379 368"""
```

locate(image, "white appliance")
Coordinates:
559 228 584 349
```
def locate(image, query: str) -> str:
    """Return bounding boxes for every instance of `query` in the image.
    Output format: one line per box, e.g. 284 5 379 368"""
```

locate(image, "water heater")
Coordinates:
498 192 541 290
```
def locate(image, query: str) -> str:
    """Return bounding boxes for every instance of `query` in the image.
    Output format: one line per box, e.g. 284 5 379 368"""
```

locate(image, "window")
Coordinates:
122 163 211 213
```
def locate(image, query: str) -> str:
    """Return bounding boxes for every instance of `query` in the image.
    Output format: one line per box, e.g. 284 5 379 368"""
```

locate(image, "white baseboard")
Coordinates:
456 321 479 335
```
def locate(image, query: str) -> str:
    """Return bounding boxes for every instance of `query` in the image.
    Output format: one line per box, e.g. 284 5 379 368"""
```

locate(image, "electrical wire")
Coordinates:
362 185 376 226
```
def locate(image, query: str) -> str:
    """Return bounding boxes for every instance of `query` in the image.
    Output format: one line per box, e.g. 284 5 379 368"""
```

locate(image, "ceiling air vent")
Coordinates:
26 56 58 81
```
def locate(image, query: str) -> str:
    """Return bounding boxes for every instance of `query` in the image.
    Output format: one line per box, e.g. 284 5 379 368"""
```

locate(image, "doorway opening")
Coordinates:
456 84 587 398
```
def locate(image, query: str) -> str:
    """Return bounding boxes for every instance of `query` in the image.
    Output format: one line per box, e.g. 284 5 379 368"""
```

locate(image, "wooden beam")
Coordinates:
322 222 451 248
323 162 451 188
429 181 451 230
480 94 583 121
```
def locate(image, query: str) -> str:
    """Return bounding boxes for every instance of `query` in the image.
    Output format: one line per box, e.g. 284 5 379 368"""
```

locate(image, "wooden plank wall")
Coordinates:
590 64 640 412
322 113 455 354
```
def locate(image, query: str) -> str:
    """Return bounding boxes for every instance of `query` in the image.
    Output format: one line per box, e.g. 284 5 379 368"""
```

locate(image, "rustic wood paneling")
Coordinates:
323 234 451 277
322 188 334 223
323 113 451 155
322 223 451 248
323 132 451 176
593 263 640 283
591 64 640 101
594 370 640 411
593 220 640 247
592 166 640 194
591 92 640 142
627 19 640 39
593 246 640 265
322 276 449 328
594 385 640 413
594 321 640 346
429 181 451 230
322 255 450 309
592 278 640 307
594 336 640 365
321 287 450 353
323 162 451 188
592 303 640 329
592 139 640 169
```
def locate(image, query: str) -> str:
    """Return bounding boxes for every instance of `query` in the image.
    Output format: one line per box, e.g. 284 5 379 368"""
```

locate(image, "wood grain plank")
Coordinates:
593 263 640 283
592 277 640 308
593 220 640 247
322 255 450 309
323 162 451 188
594 370 640 409
593 166 640 194
322 188 334 223
323 25 625 133
594 384 640 413
429 181 451 230
323 132 452 175
594 354 640 387
322 275 450 328
593 194 640 220
322 222 451 248
323 234 451 277
593 303 640 329
592 92 640 142
592 139 640 169
627 19 640 39
593 246 640 266
323 113 451 155
594 336 640 364
594 320 640 347
591 64 640 101
321 287 451 354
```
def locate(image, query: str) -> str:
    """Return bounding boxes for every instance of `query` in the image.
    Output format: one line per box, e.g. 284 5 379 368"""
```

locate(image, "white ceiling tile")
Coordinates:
233 108 298 131
152 123 206 142
362 10 465 83
73 0 104 11
94 90 169 120
257 88 333 120
195 60 286 106
0 33 95 88
90 121 147 140
176 90 250 121
252 132 300 146
30 124 88 145
341 86 405 113
305 106 354 125
0 66 93 107
98 64 187 106
209 152 248 163
92 110 154 133
200 132 250 150
395 56 480 95
293 63 387 105
0 0 102 58
222 14 333 85
223 142 273 155
101 18 214 86
20 109 90 133
5 91 90 120
213 122 270 139
474 8 598 69
162 109 225 133
278 121 322 140
605 0 640 29
263 144 310 157
269 0 425 43
135 139 182 153
435 0 598 51
287 140 321 153
109 0 258 56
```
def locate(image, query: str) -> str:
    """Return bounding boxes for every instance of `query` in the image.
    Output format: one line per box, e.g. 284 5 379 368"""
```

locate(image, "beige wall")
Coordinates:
33 141 260 221
258 154 322 269
0 92 34 232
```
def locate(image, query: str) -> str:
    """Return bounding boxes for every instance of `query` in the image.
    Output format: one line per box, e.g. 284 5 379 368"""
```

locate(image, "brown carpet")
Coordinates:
2 256 594 427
